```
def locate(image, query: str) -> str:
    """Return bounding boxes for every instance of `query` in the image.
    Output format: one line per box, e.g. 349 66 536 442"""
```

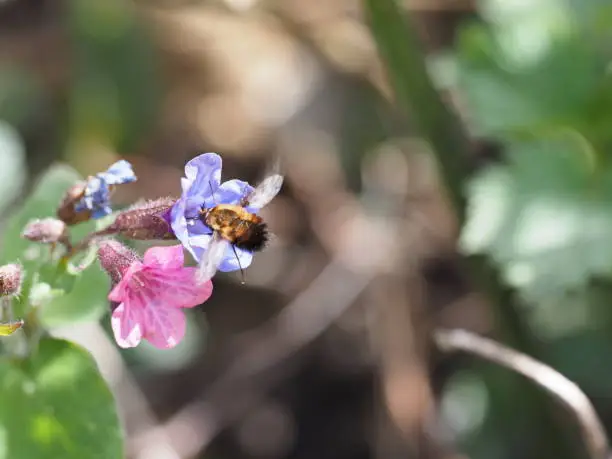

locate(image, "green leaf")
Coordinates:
0 67 44 127
363 0 470 218
1 164 110 324
0 338 123 458
39 267 109 328
0 122 27 217
67 0 160 154
0 164 84 270
456 22 606 139
28 282 66 308
40 222 110 327
460 134 612 301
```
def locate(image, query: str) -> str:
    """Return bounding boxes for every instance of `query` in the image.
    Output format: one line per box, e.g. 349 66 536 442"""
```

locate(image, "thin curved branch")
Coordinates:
434 328 610 459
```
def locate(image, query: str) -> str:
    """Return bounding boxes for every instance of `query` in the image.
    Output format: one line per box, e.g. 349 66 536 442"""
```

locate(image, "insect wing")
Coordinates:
196 232 228 283
244 174 284 209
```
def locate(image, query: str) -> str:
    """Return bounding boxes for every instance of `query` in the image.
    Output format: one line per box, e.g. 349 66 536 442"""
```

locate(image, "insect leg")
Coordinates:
197 180 220 221
228 217 247 284
231 244 246 284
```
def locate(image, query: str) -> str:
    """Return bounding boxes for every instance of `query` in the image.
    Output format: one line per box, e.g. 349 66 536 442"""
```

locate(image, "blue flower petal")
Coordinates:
75 178 108 212
218 245 253 272
171 199 215 262
170 196 191 254
170 153 260 274
183 153 222 201
101 160 137 186
91 205 112 219
184 197 205 220
72 160 137 220
188 233 214 262
214 179 253 206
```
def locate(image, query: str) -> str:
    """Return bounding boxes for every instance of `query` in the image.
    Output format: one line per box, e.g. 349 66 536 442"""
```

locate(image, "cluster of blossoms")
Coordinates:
20 153 268 349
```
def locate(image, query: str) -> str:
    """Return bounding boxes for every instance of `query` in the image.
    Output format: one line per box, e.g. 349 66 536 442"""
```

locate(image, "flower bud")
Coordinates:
22 218 68 244
97 239 140 285
57 161 137 226
97 239 141 313
104 197 177 241
56 181 90 225
0 263 23 297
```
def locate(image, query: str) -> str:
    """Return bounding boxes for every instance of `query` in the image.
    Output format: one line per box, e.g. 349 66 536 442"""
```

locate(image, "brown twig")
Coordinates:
434 328 610 459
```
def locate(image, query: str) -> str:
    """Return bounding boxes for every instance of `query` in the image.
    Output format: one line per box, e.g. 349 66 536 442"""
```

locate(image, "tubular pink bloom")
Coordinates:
108 244 213 349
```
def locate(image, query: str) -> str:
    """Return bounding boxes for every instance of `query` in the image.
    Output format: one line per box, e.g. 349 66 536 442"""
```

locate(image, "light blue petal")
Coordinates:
214 179 254 206
218 245 253 272
183 153 222 200
74 176 107 211
188 233 214 262
70 160 136 220
170 197 194 256
101 160 137 185
91 206 112 219
171 153 225 262
172 153 261 273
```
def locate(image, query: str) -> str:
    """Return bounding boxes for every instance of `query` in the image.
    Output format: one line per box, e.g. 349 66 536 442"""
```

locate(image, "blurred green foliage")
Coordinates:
3 165 109 325
457 0 612 307
0 163 121 458
460 135 612 303
0 69 43 128
366 0 612 458
67 0 160 154
0 338 122 458
0 2 169 455
454 1 612 458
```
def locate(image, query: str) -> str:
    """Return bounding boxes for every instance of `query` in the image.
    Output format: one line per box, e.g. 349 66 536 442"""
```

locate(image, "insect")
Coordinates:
196 171 284 283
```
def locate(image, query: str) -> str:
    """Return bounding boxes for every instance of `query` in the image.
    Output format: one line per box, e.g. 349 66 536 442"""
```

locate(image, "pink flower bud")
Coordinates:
0 263 23 297
22 218 68 244
97 239 140 286
104 197 177 241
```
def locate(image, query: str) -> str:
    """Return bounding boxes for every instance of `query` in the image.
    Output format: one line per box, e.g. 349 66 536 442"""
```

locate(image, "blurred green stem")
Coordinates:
363 1 584 458
363 0 468 220
362 0 517 348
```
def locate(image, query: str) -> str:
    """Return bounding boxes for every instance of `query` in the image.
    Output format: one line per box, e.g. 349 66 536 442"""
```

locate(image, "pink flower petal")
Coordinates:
111 303 143 348
144 267 213 308
140 302 187 349
143 245 184 270
121 273 191 348
106 242 215 350
108 262 142 303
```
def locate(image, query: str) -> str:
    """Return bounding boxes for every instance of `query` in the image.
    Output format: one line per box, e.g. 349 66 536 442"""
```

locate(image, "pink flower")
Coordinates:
100 242 213 349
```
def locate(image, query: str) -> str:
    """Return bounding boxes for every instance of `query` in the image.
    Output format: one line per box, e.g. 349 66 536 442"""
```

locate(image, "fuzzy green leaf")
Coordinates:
460 135 612 301
0 338 123 458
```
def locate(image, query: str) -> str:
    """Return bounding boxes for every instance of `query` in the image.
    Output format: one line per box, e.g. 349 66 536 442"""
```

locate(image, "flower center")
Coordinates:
130 272 148 290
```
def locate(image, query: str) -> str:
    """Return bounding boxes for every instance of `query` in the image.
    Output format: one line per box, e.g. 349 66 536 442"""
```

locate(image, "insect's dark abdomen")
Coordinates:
234 222 269 252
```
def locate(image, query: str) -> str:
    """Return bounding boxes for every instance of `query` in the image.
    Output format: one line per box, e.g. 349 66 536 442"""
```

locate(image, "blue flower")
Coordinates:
74 160 137 219
170 153 260 272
